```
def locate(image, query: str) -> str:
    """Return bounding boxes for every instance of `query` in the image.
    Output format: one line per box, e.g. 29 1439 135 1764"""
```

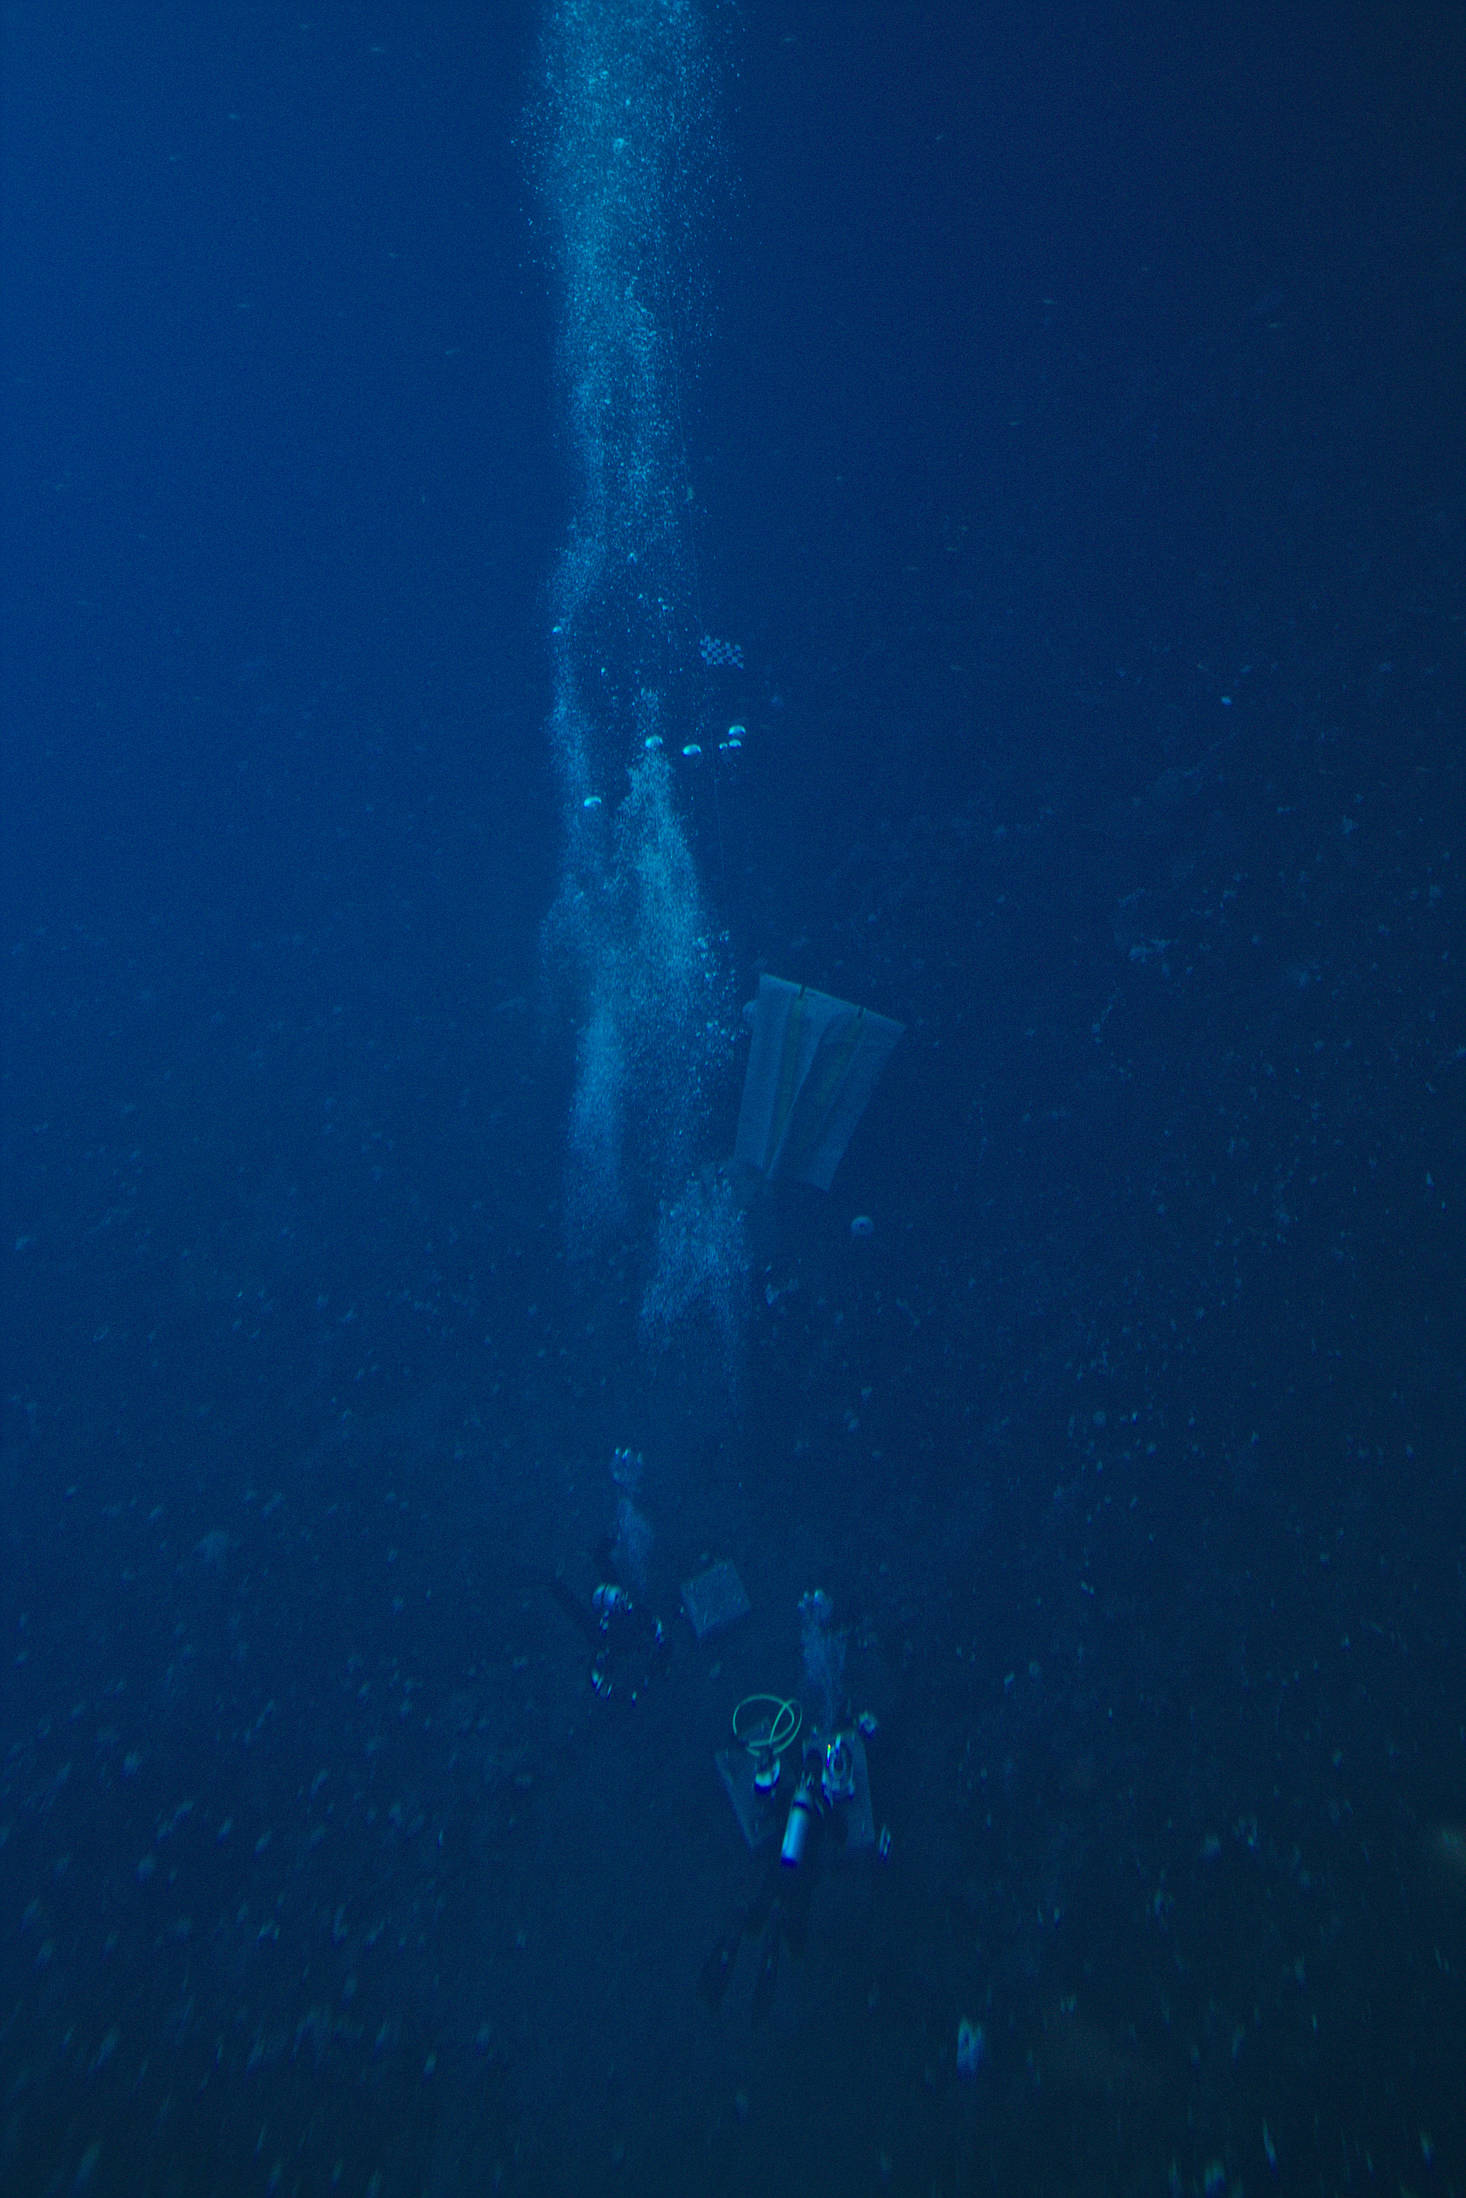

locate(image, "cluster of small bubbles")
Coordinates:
531 0 744 1378
566 994 627 1239
611 1493 653 1590
798 1588 847 1730
617 754 725 1126
555 746 741 1286
639 1165 747 1365
607 1450 653 1588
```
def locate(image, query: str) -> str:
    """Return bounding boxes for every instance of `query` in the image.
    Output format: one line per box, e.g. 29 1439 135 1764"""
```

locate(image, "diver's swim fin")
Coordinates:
751 1899 784 2026
699 1920 742 2011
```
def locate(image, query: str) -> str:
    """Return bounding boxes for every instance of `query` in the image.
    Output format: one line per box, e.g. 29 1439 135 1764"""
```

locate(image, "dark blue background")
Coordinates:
4 2 1464 2191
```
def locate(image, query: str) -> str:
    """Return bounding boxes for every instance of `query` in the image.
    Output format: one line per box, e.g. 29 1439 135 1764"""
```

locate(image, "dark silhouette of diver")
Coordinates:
547 1544 668 1703
699 1817 822 2025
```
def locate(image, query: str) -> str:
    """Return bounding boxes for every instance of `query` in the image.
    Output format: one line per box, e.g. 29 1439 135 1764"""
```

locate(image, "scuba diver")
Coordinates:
547 1566 668 1703
699 1813 819 2026
700 1718 874 2024
548 1445 670 1702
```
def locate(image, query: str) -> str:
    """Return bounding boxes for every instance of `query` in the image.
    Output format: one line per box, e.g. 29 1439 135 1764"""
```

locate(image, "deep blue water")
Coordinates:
3 1 1464 2191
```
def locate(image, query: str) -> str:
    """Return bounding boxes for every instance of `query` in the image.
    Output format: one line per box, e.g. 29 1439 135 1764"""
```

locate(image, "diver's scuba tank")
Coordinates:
780 1730 864 1865
779 1767 818 1865
780 1741 826 1867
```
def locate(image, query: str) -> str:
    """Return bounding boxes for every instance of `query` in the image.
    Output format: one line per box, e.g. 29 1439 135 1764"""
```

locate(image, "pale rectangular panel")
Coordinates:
734 975 904 1190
